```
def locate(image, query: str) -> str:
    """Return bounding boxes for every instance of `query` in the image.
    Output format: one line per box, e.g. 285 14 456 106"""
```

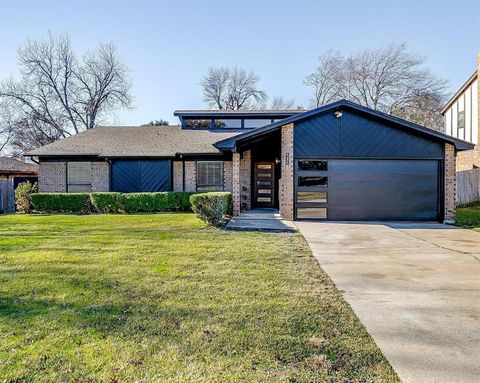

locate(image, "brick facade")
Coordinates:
173 161 183 191
91 161 110 192
239 150 251 210
38 162 67 192
232 153 241 215
279 124 294 220
184 161 196 192
444 143 457 222
223 161 233 192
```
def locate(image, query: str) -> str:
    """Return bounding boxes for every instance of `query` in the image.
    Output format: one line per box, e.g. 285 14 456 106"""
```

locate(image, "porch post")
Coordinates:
280 123 294 220
232 152 241 216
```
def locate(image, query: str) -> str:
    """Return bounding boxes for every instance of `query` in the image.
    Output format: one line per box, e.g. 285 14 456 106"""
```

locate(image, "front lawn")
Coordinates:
456 202 480 231
0 214 398 382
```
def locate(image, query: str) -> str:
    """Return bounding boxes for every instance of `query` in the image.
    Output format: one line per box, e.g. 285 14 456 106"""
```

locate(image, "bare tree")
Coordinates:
200 66 267 110
269 96 296 110
304 44 448 130
0 33 133 152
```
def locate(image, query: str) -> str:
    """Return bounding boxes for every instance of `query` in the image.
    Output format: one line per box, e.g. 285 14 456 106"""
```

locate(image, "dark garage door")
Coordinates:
296 159 439 221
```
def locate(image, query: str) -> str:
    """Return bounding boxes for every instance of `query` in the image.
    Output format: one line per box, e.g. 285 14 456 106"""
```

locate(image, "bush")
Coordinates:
14 181 38 213
90 192 125 213
190 192 232 226
28 191 196 214
30 193 91 213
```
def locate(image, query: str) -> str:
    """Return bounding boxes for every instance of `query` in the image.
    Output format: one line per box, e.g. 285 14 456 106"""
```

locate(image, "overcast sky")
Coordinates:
1 0 479 125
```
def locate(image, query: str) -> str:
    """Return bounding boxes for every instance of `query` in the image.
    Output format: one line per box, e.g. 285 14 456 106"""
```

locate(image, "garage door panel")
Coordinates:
296 159 439 221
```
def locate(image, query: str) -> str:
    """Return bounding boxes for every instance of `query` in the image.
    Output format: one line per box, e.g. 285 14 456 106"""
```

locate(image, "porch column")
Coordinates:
444 143 456 223
280 123 294 220
232 152 241 216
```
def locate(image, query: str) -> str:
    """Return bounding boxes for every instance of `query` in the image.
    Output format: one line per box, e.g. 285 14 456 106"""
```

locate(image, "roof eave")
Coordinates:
441 72 477 114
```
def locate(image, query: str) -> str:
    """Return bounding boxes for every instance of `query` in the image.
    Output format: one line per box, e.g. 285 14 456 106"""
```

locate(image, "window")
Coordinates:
197 161 224 191
458 111 465 130
243 119 272 128
185 119 212 129
214 119 242 129
297 207 327 219
297 191 327 203
298 176 328 187
67 162 91 192
298 160 327 171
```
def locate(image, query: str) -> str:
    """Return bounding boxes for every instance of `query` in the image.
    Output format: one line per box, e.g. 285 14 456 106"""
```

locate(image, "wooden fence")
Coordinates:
456 168 480 206
0 178 15 213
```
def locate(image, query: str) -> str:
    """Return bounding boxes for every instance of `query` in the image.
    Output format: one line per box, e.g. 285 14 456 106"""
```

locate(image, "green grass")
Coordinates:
456 202 480 231
0 214 399 382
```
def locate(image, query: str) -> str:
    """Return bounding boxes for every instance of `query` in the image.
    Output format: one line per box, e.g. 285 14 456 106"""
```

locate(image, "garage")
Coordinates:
295 159 439 221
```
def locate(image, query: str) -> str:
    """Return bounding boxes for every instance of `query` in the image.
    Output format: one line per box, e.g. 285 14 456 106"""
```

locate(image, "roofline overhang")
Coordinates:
441 72 477 114
173 110 304 118
214 99 475 152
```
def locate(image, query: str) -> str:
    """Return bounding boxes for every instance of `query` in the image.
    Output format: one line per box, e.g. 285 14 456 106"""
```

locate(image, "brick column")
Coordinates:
91 162 110 192
232 152 241 216
280 124 294 220
239 150 251 210
173 161 184 191
444 143 456 223
184 161 196 192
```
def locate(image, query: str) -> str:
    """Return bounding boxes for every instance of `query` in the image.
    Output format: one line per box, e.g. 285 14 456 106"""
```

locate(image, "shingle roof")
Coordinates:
0 157 38 174
25 125 241 158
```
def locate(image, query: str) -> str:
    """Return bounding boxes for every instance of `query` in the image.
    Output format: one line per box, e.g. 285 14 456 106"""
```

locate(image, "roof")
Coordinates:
0 157 38 174
215 99 475 151
173 109 305 118
441 72 477 114
25 125 241 158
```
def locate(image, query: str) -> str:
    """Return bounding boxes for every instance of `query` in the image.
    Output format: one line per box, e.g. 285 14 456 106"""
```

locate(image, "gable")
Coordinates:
294 109 444 159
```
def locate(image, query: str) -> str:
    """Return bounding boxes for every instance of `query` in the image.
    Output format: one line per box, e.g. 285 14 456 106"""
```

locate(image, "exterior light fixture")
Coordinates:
334 111 343 118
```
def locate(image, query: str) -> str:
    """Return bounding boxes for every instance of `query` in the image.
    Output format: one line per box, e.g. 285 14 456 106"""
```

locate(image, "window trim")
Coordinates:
196 161 224 192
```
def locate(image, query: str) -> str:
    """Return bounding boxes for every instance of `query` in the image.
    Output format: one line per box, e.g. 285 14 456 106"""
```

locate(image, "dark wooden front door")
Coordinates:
253 162 275 208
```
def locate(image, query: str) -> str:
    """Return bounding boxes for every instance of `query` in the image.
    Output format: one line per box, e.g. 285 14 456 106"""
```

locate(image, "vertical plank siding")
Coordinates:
456 168 480 205
0 179 15 213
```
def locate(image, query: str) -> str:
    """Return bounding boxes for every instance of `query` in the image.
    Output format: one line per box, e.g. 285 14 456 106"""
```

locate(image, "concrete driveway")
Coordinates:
296 222 480 383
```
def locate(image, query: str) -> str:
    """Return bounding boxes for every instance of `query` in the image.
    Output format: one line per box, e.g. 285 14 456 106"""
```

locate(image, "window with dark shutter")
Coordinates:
67 162 92 192
196 161 224 191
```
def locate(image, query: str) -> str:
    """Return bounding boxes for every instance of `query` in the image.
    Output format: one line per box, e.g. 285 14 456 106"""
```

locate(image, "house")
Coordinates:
442 53 479 171
0 157 38 188
25 100 474 222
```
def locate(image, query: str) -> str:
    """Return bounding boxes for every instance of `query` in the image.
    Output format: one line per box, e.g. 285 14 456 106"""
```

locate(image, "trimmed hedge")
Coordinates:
28 192 196 214
190 192 232 226
30 193 91 214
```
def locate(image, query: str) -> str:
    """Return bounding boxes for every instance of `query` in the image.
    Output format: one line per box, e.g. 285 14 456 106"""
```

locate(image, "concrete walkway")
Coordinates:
296 221 480 383
226 209 297 232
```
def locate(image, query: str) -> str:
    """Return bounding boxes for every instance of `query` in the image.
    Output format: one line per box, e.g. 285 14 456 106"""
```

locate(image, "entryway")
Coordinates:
226 208 296 231
253 162 275 208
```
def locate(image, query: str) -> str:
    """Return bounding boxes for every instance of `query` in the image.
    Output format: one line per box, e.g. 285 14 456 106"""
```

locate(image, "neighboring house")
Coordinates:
0 157 38 213
442 53 480 171
25 100 473 222
0 157 38 188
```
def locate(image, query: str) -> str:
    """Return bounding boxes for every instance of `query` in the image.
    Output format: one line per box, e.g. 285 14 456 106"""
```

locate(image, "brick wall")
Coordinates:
184 161 196 192
280 124 294 220
38 162 67 192
444 143 457 222
91 162 110 192
223 161 233 192
239 150 251 210
232 153 241 215
173 161 183 191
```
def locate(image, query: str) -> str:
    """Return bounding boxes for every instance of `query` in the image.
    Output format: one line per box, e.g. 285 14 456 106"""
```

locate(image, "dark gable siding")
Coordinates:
112 160 171 192
294 110 444 159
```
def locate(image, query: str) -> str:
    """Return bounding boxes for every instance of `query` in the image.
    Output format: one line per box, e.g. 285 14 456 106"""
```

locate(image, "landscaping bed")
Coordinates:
0 214 398 382
456 202 480 231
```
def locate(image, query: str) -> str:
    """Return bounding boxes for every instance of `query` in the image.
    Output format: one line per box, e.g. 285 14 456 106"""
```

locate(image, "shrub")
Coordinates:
190 192 232 226
122 192 195 213
30 193 91 213
90 192 125 213
14 181 38 213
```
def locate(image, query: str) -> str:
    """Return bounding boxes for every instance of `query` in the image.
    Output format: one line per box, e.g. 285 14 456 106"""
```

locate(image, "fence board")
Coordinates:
0 178 15 213
456 168 480 206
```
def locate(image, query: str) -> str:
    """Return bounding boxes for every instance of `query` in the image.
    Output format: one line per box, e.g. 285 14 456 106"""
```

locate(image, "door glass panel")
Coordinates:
257 164 272 170
257 173 271 178
297 191 327 203
297 207 327 219
298 160 327 171
258 189 271 194
257 180 272 186
257 197 271 202
298 176 328 187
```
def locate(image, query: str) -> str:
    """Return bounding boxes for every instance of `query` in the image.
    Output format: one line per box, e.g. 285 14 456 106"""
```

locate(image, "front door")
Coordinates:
253 162 275 208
